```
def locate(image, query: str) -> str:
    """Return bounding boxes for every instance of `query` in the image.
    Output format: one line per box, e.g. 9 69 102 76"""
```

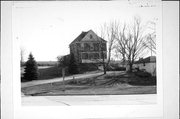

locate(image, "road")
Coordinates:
21 71 124 88
22 94 156 106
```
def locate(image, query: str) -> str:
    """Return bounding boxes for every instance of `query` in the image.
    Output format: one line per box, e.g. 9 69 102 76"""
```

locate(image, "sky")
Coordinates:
13 1 161 61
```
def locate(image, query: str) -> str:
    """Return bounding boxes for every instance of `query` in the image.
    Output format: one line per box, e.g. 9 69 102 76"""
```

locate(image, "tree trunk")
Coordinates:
103 63 106 74
103 66 106 74
129 63 133 72
122 54 125 67
107 49 111 64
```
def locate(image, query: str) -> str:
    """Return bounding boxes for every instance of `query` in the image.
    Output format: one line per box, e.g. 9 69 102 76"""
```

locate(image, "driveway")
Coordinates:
21 71 124 88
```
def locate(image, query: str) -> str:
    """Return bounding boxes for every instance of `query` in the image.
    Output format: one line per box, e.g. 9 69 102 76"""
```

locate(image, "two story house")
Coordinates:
69 30 107 63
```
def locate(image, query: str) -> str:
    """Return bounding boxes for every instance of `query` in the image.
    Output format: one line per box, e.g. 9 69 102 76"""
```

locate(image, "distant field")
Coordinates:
37 61 58 66
38 66 53 69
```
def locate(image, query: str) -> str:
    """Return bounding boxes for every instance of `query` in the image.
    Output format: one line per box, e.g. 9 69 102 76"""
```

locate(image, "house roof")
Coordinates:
69 30 106 45
134 56 156 64
70 31 88 45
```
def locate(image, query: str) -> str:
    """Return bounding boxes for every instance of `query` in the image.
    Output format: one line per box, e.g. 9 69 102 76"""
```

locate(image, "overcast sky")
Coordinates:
13 1 160 61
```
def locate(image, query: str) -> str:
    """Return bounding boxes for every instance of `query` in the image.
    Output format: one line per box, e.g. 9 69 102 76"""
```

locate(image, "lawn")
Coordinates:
21 71 156 96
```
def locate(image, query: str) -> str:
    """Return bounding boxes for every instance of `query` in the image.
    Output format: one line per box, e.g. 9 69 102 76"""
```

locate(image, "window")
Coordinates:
81 43 84 50
90 43 93 51
93 43 99 51
84 43 90 51
82 53 88 59
143 62 146 66
102 43 107 51
104 53 107 59
94 53 99 59
89 53 94 59
101 52 107 59
90 34 93 39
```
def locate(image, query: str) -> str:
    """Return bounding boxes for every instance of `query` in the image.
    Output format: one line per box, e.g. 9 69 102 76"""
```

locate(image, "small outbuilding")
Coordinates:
133 56 156 76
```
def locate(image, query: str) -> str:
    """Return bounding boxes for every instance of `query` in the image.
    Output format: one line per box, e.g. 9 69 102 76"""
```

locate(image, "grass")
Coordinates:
127 71 156 86
21 71 156 96
38 66 62 80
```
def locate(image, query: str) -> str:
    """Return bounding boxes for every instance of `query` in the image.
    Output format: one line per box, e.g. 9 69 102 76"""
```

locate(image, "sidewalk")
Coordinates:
22 94 156 106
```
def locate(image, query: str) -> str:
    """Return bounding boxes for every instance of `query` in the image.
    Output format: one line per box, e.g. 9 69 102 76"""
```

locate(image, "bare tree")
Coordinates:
114 23 127 66
57 55 69 68
125 16 148 72
143 33 156 55
114 16 148 72
97 17 151 73
95 21 117 74
97 26 107 74
143 20 156 55
105 21 117 66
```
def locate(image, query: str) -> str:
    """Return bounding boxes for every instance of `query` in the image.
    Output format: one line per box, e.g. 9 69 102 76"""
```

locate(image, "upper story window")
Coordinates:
90 34 93 39
101 43 107 51
82 53 88 59
81 43 84 50
94 53 99 59
93 43 99 51
84 43 90 51
101 52 107 59
89 53 94 59
143 62 146 66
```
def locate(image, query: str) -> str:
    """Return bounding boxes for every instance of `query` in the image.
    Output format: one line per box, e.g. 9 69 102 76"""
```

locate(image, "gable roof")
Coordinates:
134 56 156 64
69 30 106 45
70 31 88 45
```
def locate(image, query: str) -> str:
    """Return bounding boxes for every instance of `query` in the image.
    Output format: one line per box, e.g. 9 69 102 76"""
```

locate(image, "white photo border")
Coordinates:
1 1 179 119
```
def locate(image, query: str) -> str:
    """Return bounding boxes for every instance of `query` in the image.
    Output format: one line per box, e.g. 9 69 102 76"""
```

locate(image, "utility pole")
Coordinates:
57 55 68 92
62 67 66 91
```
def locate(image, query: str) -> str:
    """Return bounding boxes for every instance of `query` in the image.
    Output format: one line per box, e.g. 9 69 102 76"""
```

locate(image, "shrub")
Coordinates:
78 63 98 73
68 53 79 74
134 70 152 78
107 63 126 71
128 76 156 86
127 71 156 86
114 67 126 71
